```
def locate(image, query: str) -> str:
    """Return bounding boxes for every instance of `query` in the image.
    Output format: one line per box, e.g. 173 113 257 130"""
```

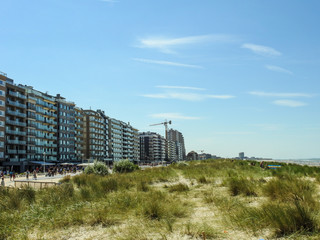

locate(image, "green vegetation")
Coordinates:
84 160 109 176
112 159 139 173
1 159 320 239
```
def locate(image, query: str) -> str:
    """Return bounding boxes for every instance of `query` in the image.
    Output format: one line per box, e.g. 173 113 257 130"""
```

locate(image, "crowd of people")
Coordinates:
0 165 83 186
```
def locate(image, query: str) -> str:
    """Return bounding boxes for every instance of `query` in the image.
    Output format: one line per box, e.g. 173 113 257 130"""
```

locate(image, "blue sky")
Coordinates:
1 0 320 159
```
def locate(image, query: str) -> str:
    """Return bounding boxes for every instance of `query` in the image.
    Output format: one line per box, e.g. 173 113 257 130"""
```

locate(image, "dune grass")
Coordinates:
1 159 320 239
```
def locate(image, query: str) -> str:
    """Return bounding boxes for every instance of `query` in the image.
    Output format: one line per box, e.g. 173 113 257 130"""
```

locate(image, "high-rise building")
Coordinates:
56 94 76 162
139 131 165 163
23 86 58 164
0 73 7 163
83 110 106 161
74 107 84 161
5 79 27 169
0 71 140 171
109 118 123 161
167 129 186 161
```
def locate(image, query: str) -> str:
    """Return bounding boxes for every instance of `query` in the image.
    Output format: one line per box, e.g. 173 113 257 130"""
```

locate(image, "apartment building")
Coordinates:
109 118 123 161
139 131 165 163
0 73 6 163
132 127 140 161
0 71 141 171
74 107 84 161
5 80 27 170
56 94 76 162
167 129 186 161
23 86 58 163
83 110 106 161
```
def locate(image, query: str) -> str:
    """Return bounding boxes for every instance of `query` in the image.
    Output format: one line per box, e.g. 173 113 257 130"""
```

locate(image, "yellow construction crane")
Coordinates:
149 120 172 140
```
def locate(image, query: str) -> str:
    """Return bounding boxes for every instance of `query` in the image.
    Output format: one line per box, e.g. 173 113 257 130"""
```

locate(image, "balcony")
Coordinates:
7 139 26 145
6 129 27 136
6 119 27 127
7 149 17 154
18 150 26 154
7 100 26 109
27 140 36 145
7 110 27 118
8 91 26 99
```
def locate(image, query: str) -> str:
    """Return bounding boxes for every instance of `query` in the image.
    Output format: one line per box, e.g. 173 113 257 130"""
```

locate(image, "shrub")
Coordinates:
113 159 139 173
84 161 109 176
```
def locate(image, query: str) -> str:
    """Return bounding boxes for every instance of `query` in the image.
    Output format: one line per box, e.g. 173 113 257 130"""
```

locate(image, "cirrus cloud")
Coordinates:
133 58 203 69
142 92 235 101
249 91 313 98
242 43 282 56
273 100 307 107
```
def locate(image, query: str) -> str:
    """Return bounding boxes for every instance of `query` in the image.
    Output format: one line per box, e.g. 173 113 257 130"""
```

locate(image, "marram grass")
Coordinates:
1 159 320 239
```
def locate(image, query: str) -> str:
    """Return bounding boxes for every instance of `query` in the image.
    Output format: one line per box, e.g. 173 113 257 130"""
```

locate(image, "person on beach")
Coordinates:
9 171 13 181
33 170 37 180
1 177 4 187
26 170 30 180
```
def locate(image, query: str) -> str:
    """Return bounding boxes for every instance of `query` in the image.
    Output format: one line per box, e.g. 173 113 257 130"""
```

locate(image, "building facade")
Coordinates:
0 73 6 163
167 129 186 161
0 71 141 171
139 131 165 163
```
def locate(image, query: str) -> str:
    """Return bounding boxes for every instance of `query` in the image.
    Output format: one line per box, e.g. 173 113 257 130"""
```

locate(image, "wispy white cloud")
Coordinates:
150 113 201 120
249 91 313 98
137 34 237 53
266 65 293 75
142 92 235 101
273 100 307 107
133 58 203 69
156 85 205 91
242 43 281 56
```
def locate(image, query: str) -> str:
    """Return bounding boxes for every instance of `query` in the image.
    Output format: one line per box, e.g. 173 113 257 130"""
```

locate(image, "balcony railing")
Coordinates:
6 129 27 136
6 119 27 127
7 100 26 109
8 91 26 99
7 110 26 118
7 139 26 145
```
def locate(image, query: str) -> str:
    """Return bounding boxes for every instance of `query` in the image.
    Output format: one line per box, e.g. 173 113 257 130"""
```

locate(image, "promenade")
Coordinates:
1 172 80 188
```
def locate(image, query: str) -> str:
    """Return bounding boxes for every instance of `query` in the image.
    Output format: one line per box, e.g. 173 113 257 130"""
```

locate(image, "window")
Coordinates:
0 131 4 137
0 100 4 106
0 121 4 126
0 90 4 96
0 111 3 116
0 141 3 147
0 80 4 86
0 152 3 158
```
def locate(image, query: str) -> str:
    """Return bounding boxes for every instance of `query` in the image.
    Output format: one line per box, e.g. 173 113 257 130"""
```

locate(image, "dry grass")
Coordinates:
2 159 320 240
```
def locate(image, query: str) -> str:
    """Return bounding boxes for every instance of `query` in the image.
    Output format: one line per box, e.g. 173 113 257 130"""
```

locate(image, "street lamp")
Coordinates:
43 152 46 174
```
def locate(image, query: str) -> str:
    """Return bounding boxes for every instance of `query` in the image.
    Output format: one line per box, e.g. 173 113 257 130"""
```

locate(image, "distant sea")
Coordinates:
268 158 320 167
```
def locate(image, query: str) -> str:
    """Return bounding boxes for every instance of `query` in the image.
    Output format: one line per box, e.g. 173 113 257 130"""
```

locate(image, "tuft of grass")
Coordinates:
228 177 257 196
263 176 315 203
197 176 208 184
137 181 149 192
168 183 189 193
